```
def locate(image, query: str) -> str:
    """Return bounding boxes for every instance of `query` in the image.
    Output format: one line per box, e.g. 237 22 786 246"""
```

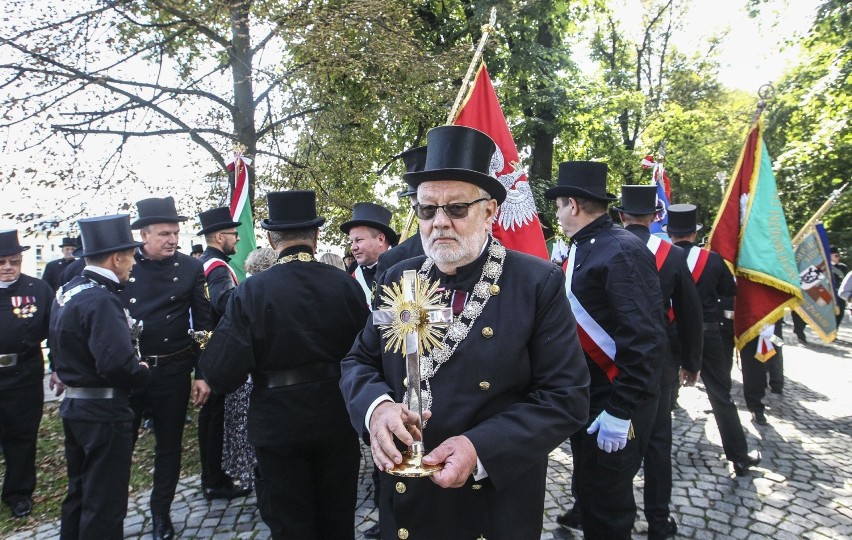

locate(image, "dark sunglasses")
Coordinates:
413 198 489 220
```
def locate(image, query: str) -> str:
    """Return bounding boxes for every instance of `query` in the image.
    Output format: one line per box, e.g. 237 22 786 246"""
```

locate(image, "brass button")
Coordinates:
173 277 179 282
395 482 406 494
489 284 500 295
129 277 136 283
479 381 491 391
403 377 408 388
398 528 409 539
166 315 171 319
164 338 169 343
174 262 179 267
129 298 137 304
481 327 493 338
170 296 176 301
472 483 482 490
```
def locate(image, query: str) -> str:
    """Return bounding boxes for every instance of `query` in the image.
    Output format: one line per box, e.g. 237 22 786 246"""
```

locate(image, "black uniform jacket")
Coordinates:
376 232 424 277
50 270 150 422
199 247 237 318
119 249 214 360
568 215 667 419
0 274 52 389
626 225 703 373
60 258 86 287
340 238 590 540
200 245 371 447
42 257 76 292
674 241 737 323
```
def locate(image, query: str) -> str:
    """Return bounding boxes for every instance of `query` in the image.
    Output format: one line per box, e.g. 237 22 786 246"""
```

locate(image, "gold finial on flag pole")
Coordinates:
752 83 775 124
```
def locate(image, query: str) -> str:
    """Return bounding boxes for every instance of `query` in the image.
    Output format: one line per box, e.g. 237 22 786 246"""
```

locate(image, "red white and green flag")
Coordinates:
453 63 549 259
227 153 256 282
707 118 801 350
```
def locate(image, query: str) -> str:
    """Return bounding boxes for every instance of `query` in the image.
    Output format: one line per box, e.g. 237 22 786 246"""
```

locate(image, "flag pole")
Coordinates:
791 182 850 247
400 7 498 241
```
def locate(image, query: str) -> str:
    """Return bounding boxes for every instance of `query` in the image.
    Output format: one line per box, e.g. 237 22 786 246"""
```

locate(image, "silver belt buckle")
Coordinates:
723 310 735 320
65 387 116 399
0 354 19 368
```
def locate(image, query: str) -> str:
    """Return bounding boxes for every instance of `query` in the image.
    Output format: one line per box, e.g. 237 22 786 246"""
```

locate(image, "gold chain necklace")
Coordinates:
276 252 314 265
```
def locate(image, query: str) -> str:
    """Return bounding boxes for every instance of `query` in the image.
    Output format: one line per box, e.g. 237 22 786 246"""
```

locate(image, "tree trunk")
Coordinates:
229 0 257 204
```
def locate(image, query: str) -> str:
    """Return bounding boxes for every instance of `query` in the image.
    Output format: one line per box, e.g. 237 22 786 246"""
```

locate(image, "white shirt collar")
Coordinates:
84 265 120 284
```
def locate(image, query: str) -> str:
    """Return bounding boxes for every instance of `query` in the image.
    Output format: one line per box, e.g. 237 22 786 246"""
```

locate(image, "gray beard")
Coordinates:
421 228 488 269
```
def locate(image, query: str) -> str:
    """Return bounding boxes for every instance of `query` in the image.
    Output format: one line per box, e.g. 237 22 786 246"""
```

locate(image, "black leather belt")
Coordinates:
141 345 193 367
66 387 120 399
704 322 720 331
259 362 341 389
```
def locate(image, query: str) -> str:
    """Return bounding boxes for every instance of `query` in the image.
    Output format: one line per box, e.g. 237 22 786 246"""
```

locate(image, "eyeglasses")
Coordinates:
0 258 23 267
413 198 489 220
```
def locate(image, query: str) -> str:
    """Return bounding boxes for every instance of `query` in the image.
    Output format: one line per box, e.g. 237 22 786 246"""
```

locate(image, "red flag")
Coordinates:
707 119 801 349
453 64 549 259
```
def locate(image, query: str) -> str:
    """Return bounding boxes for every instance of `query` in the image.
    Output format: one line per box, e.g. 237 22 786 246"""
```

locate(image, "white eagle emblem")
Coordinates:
489 147 538 231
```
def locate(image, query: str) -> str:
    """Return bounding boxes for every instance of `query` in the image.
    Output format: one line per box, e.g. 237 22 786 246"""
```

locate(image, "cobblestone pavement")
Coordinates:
9 318 852 539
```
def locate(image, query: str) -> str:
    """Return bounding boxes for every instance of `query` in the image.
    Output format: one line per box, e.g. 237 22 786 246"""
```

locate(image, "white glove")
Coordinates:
586 411 631 453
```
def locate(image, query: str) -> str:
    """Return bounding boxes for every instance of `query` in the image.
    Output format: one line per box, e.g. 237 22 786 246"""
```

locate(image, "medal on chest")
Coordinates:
10 296 38 318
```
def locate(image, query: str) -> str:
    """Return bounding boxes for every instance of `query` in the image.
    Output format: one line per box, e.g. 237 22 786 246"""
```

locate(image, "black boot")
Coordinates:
152 512 175 540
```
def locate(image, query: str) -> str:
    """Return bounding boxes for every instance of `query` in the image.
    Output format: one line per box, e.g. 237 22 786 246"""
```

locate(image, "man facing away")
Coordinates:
667 203 762 474
340 125 590 540
615 185 704 539
120 196 215 540
201 190 370 539
50 214 151 539
547 162 667 540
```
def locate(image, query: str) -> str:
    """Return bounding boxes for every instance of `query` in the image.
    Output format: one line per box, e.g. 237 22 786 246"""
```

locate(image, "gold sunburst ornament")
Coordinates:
376 273 448 357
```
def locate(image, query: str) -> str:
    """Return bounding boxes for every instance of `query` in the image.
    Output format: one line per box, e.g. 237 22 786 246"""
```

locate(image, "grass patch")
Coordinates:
0 402 201 536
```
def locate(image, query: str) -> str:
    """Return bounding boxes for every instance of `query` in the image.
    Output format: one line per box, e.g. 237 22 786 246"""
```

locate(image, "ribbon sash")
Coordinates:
203 258 239 286
686 246 710 283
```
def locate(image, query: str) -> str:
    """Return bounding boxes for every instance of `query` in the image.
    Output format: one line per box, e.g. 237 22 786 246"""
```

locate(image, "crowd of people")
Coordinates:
0 123 846 539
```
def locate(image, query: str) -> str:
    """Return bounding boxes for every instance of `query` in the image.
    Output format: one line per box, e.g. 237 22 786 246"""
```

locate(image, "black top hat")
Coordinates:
79 215 145 258
665 204 703 235
397 146 427 198
0 230 30 257
544 161 617 202
403 126 507 204
130 196 188 229
261 190 326 231
191 244 203 254
71 236 83 258
830 246 840 254
613 185 661 215
196 207 242 236
59 236 77 248
340 203 399 246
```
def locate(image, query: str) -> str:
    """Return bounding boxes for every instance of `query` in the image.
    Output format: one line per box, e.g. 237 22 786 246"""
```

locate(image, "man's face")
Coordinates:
0 254 23 282
832 252 840 264
114 249 136 283
343 255 355 268
349 226 387 267
555 197 580 238
217 229 240 256
140 222 180 260
61 246 75 259
418 181 496 269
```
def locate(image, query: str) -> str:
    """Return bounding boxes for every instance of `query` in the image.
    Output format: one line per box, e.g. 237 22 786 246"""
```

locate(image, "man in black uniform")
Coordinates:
59 238 86 288
342 202 398 307
41 236 78 292
0 230 53 518
50 214 151 539
201 190 370 539
615 185 703 539
546 163 667 540
667 204 762 475
376 146 427 278
120 196 215 540
190 244 203 259
341 126 589 540
195 206 248 500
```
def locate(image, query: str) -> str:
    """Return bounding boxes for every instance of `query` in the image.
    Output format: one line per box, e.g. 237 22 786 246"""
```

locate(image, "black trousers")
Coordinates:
571 396 658 540
741 327 785 414
643 360 677 528
130 366 191 514
0 383 43 507
198 391 227 488
700 328 749 462
60 418 135 540
255 431 360 540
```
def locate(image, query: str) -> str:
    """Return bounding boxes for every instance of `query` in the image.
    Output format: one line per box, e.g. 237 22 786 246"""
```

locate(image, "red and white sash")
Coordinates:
203 258 239 286
686 246 710 283
646 235 675 322
353 266 373 310
563 245 620 382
